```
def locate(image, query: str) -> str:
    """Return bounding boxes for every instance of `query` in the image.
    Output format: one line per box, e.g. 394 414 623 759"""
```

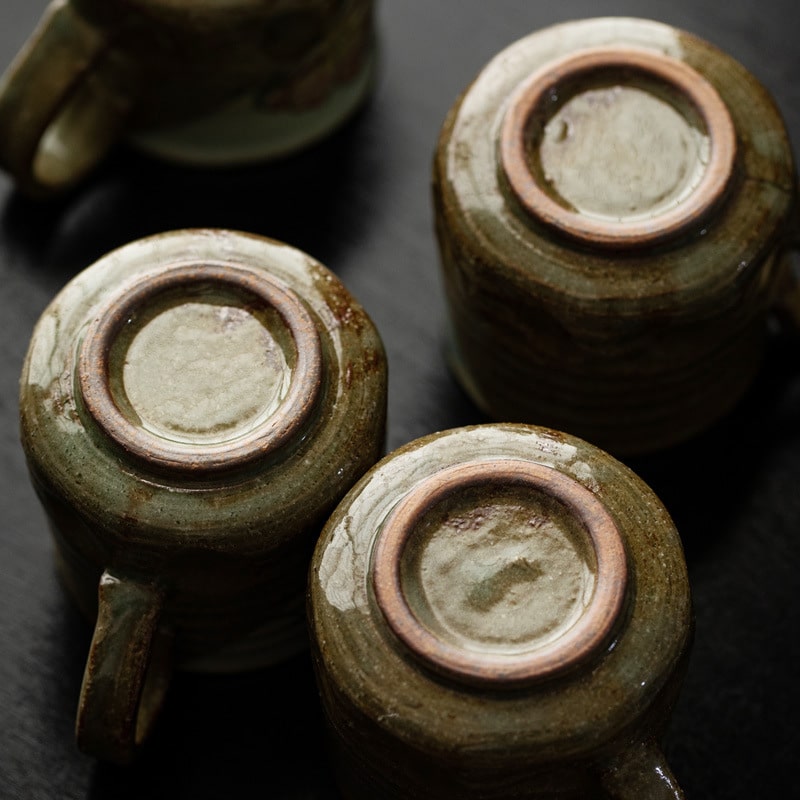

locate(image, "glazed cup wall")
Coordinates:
434 190 775 454
32 461 338 667
431 17 797 455
308 424 693 799
0 0 375 193
17 229 389 756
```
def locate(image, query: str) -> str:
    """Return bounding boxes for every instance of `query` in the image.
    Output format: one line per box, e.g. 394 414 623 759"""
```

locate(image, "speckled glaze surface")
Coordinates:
0 0 375 195
433 17 798 456
19 228 387 761
308 423 692 799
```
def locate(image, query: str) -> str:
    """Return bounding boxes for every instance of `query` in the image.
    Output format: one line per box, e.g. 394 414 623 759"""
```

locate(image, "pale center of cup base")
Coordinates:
399 491 598 656
120 301 291 445
538 85 710 222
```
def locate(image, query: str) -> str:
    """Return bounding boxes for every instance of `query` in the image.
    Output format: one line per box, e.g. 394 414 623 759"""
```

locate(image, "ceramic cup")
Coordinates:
19 228 387 763
433 17 799 455
0 0 375 195
309 423 692 800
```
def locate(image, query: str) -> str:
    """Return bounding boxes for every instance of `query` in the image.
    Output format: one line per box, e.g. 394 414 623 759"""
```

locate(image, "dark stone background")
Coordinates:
1 2 798 798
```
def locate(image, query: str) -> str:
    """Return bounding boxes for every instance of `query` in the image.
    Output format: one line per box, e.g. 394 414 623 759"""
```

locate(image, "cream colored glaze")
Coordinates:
320 430 598 614
401 494 597 655
120 301 290 445
447 18 685 222
539 85 709 221
27 230 342 387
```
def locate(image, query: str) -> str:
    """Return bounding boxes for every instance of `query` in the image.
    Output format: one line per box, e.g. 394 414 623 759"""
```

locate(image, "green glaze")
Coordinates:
75 570 171 763
308 423 692 799
0 0 375 195
19 228 387 761
433 17 798 456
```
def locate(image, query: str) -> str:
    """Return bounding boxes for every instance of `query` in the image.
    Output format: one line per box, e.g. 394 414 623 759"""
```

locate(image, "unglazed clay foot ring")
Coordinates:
500 47 737 248
78 262 323 475
371 458 628 688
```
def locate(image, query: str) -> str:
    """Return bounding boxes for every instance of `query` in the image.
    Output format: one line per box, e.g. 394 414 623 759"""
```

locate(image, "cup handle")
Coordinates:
769 175 800 332
0 0 137 196
599 739 685 800
75 569 172 764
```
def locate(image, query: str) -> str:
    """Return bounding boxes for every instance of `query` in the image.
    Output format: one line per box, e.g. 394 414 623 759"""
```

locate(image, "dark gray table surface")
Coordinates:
1 2 798 798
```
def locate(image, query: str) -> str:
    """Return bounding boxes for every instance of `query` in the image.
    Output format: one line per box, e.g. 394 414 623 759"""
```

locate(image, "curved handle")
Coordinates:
769 173 800 332
0 0 136 196
76 569 172 764
771 239 800 332
600 739 685 800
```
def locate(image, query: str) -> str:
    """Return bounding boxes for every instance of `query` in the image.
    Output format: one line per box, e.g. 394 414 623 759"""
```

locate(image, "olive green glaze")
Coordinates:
76 571 172 763
19 228 387 762
433 17 798 456
0 0 375 195
308 423 692 799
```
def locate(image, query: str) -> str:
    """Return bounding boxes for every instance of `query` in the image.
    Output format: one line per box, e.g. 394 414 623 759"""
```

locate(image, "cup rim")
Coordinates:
77 260 323 475
370 457 628 688
499 45 737 249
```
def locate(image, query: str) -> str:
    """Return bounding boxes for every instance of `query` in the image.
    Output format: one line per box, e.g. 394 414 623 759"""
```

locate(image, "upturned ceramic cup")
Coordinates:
433 17 799 455
19 228 387 763
309 423 692 800
0 0 375 195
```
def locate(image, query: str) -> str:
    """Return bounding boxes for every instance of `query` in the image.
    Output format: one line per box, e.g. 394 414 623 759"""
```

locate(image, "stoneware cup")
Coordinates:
0 0 375 195
433 17 799 456
309 423 693 800
19 228 387 763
